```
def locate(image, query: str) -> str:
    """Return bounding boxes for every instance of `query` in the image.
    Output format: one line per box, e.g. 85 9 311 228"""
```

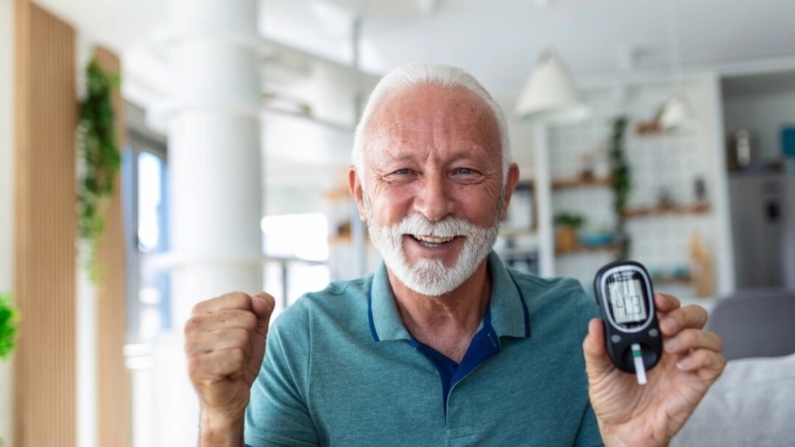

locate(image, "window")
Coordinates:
261 213 330 316
123 131 171 342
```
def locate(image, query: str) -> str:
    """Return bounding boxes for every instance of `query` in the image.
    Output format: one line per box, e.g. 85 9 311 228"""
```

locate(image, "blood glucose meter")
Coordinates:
593 260 663 384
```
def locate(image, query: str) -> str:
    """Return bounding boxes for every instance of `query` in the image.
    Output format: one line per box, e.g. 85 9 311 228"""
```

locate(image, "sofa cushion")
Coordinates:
671 353 795 447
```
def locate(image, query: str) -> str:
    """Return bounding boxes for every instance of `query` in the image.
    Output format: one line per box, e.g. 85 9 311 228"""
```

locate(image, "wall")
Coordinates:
546 75 734 297
13 2 78 446
723 73 795 163
0 0 16 444
93 47 132 447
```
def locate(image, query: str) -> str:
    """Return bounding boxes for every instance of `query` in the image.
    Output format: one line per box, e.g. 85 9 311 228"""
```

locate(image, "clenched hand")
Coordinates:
185 291 275 442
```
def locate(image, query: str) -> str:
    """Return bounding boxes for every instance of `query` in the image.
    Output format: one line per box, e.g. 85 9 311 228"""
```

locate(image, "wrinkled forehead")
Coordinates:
363 84 502 159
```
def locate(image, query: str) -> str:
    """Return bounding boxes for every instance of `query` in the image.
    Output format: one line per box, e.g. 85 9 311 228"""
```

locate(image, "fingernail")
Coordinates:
665 337 680 352
677 356 694 370
661 317 677 332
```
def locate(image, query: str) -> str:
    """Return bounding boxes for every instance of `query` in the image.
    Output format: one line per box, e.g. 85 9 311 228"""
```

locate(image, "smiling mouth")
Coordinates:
408 234 457 248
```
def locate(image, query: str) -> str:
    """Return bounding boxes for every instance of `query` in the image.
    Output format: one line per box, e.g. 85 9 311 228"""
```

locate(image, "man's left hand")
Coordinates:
582 293 727 447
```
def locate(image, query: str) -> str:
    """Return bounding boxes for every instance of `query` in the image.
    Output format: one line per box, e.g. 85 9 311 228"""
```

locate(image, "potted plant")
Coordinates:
554 213 586 253
0 292 18 447
0 292 17 360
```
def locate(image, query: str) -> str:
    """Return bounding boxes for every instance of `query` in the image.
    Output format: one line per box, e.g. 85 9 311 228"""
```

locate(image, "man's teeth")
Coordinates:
413 235 454 244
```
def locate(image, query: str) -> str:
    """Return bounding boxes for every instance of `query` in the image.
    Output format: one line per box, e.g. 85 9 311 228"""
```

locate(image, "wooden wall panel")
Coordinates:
13 1 77 446
94 46 132 447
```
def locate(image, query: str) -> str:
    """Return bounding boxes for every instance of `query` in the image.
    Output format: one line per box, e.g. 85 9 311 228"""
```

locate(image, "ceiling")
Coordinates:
32 0 795 202
36 0 795 93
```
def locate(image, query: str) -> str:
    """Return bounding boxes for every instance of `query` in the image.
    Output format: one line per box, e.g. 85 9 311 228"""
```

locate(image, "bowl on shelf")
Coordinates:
578 230 615 247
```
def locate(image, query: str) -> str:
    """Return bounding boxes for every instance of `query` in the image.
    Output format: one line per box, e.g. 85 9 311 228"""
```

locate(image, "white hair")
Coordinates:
352 63 512 185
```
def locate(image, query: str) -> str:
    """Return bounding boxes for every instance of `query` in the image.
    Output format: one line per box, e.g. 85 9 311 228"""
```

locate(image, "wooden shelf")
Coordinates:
621 203 711 218
551 175 613 190
556 243 621 255
652 275 692 286
323 188 352 200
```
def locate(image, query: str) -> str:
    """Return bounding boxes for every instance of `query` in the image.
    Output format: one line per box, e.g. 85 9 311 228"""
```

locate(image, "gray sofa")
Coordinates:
671 290 795 447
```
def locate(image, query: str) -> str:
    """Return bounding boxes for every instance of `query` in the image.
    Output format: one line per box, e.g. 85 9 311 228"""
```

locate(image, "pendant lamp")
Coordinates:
515 48 589 122
658 91 695 130
657 0 696 131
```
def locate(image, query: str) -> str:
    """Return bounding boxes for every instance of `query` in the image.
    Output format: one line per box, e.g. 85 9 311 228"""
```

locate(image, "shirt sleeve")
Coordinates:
244 305 319 447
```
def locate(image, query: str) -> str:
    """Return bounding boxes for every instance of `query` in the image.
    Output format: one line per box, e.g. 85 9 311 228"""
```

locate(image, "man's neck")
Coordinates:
388 259 492 363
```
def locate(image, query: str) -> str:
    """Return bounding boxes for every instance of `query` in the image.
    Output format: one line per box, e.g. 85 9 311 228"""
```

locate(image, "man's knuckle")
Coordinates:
190 302 204 316
229 348 246 366
229 291 252 308
184 316 201 335
185 337 203 356
242 312 257 330
236 328 250 346
187 358 203 380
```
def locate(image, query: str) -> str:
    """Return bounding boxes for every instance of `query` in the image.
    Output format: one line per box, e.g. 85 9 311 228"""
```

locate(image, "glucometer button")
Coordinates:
611 335 622 344
649 329 659 337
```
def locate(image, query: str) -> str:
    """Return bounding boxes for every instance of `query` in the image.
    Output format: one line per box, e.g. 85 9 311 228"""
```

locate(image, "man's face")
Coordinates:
350 84 519 296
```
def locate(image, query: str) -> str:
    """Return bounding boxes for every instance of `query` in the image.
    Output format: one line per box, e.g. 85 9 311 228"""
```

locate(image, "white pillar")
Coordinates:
533 123 555 277
167 0 264 317
145 0 263 444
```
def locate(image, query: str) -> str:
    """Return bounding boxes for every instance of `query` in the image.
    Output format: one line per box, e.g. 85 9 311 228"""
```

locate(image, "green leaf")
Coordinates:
76 55 121 285
0 292 19 359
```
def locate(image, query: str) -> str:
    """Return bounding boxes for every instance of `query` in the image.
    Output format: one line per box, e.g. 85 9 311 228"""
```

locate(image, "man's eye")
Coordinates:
393 169 411 175
456 168 474 175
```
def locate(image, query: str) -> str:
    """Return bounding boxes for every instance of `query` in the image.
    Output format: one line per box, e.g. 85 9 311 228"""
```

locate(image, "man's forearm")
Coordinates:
199 411 244 447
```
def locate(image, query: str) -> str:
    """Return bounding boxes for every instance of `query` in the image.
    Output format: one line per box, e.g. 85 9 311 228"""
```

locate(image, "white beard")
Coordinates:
364 195 501 297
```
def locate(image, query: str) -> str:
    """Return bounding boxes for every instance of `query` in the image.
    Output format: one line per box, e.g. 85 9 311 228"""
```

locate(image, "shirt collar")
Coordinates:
367 251 531 342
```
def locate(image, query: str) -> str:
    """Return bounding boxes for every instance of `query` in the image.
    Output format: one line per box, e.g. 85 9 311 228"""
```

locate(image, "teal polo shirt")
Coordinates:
245 252 603 446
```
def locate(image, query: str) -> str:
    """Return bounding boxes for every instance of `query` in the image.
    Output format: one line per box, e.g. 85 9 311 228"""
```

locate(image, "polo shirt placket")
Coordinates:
367 252 532 446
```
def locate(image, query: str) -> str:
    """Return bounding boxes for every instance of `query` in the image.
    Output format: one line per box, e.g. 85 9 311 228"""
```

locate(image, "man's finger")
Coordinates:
185 328 252 357
192 292 254 316
663 329 723 355
675 349 727 379
659 304 708 335
251 292 276 338
654 293 680 313
184 309 259 336
188 348 247 385
582 318 613 374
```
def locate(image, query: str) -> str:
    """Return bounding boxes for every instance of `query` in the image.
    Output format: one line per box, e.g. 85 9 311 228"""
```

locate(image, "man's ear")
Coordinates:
500 163 521 221
348 167 368 222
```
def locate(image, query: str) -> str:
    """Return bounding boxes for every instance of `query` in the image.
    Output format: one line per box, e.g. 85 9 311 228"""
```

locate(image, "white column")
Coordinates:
145 0 263 444
166 0 264 316
533 123 555 277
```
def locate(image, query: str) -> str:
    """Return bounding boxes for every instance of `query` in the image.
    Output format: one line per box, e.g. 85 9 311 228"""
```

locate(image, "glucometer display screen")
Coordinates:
607 278 648 324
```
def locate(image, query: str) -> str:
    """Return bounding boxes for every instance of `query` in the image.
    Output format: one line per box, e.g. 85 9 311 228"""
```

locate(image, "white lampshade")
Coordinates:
658 90 696 131
515 48 589 122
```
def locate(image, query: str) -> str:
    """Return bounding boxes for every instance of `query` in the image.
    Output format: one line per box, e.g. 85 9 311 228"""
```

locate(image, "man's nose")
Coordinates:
414 173 454 222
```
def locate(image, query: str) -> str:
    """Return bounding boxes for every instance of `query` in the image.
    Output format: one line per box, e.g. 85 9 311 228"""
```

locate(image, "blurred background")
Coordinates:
1 0 795 445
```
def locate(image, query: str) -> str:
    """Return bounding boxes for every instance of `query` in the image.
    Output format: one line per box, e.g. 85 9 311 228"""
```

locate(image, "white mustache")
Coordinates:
385 214 484 239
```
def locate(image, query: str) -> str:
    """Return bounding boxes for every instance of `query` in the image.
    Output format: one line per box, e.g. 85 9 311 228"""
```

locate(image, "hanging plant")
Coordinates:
610 116 631 261
0 292 18 360
77 56 121 283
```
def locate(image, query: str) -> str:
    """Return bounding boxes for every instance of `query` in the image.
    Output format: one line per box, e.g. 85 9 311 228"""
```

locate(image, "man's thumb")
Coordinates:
582 318 614 376
251 292 275 337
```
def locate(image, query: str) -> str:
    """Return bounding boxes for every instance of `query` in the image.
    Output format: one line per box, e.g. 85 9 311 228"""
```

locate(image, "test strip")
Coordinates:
631 343 647 385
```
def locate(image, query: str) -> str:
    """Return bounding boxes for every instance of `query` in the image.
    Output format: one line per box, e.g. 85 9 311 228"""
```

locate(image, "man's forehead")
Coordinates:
365 85 500 147
373 84 493 121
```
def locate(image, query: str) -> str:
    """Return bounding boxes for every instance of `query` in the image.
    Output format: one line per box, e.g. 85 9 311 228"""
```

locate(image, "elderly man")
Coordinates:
185 63 725 446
